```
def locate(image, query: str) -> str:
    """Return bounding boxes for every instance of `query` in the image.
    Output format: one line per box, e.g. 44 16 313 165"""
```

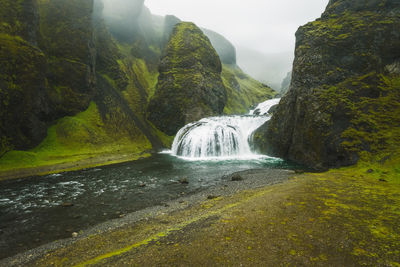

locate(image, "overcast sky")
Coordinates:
145 0 329 54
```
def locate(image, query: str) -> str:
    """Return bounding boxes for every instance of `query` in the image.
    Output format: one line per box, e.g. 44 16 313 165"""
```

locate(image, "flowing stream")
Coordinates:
0 98 289 260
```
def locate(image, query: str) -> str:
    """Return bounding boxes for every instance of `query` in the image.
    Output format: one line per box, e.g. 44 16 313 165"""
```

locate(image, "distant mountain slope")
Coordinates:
236 47 293 91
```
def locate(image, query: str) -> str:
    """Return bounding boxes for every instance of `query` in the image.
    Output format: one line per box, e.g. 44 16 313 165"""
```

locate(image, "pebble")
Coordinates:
179 178 189 184
231 174 243 181
71 232 78 238
61 202 74 208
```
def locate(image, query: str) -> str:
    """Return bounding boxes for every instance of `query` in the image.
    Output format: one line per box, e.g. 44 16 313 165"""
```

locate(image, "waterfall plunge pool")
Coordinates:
0 153 300 260
0 98 297 259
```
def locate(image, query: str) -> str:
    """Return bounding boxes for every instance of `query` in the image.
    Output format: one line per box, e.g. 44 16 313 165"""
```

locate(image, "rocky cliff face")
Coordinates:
0 0 164 158
0 0 275 163
254 0 400 170
147 22 227 135
39 0 96 117
0 0 96 155
161 17 237 66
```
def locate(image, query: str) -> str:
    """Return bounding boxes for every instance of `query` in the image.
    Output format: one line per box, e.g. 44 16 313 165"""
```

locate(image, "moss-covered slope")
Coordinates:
0 0 96 156
0 1 276 175
222 64 276 114
0 0 166 173
147 22 227 135
254 0 400 170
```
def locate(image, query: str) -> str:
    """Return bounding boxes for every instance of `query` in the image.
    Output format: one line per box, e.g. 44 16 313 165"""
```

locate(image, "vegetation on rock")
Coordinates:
222 64 276 115
254 0 400 170
147 22 227 135
0 0 276 175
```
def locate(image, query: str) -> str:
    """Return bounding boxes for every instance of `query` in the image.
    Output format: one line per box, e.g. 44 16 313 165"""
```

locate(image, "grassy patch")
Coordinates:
222 64 277 114
28 162 400 266
0 102 151 172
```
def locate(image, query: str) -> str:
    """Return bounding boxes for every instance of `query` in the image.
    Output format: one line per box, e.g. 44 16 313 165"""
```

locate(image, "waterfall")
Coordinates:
170 98 281 160
249 98 281 116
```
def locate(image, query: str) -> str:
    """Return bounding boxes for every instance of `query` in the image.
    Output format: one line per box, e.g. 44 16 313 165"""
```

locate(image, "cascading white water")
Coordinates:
170 98 281 160
249 97 281 116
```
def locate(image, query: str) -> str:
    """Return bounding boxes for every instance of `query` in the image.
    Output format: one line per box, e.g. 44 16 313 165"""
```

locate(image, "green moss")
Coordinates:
0 0 34 38
37 0 94 61
304 11 396 41
148 22 227 135
101 74 118 89
132 58 159 100
222 64 277 115
147 121 175 148
0 102 152 171
27 162 400 266
0 32 48 152
316 73 400 164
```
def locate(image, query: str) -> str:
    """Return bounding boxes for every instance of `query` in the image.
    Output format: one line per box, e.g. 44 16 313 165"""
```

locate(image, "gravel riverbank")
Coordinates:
0 168 294 266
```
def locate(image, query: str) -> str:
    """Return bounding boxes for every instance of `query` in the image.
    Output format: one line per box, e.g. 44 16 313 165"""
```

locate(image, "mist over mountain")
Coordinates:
0 0 275 162
236 47 294 90
1 1 400 265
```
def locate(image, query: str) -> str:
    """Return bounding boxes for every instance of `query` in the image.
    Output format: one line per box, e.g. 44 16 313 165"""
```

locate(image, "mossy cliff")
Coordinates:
0 0 96 157
254 0 400 170
161 15 237 66
0 0 164 173
147 22 227 135
38 0 96 117
0 0 274 175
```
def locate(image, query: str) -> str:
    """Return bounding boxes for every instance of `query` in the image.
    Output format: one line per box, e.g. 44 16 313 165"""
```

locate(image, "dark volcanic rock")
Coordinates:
253 0 400 170
0 36 49 153
231 173 243 181
0 0 96 155
267 104 278 115
147 22 227 135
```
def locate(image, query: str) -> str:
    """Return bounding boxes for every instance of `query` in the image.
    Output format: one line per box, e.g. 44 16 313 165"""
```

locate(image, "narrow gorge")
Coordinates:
0 0 399 265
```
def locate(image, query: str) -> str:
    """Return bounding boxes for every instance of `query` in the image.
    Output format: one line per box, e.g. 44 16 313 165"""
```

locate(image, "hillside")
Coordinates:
0 0 274 176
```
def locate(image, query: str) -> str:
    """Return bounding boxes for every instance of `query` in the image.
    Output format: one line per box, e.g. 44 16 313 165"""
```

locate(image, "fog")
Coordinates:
101 0 330 89
145 0 329 54
145 0 329 89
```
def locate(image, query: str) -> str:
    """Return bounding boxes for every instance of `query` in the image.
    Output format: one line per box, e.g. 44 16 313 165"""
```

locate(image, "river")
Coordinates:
0 98 296 259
